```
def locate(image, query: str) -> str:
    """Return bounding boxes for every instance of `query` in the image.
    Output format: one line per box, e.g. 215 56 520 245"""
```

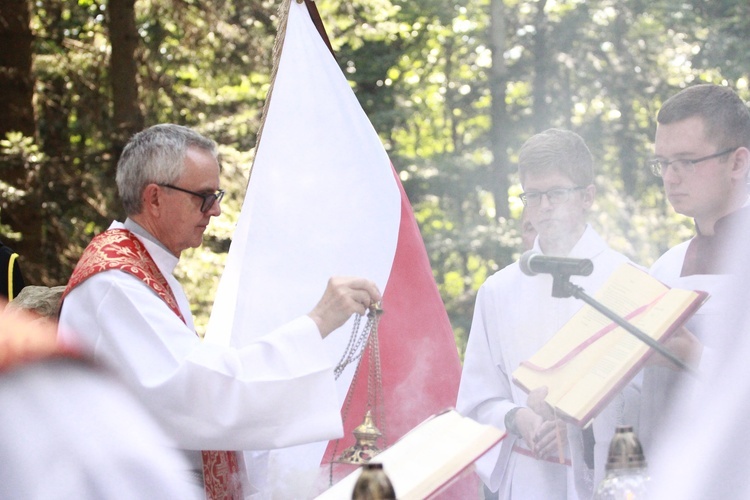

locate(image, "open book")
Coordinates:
512 263 708 427
315 409 505 499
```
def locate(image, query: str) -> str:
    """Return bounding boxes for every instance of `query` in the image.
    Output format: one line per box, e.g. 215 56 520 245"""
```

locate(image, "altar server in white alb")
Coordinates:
457 128 639 499
638 83 750 455
57 124 381 499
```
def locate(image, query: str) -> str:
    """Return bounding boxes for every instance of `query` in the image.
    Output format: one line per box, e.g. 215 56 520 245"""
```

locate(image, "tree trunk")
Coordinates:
488 0 510 219
613 6 638 196
0 0 35 139
0 0 44 286
8 0 71 286
531 0 550 132
108 0 142 221
108 0 143 158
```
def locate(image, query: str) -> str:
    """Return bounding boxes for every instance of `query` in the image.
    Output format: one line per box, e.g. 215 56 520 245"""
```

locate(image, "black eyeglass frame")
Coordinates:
159 183 225 213
647 147 740 177
519 186 586 207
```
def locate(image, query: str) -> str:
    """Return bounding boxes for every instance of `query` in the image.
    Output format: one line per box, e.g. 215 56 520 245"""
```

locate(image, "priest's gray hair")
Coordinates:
116 124 219 215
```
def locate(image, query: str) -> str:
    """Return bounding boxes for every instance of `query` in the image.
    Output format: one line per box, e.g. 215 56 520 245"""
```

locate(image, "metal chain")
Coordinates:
328 304 385 485
333 313 363 379
333 307 376 379
368 313 387 448
329 348 365 485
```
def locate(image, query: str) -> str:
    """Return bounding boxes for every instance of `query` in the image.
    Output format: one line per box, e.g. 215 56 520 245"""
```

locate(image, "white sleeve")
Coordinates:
455 283 517 491
58 271 342 451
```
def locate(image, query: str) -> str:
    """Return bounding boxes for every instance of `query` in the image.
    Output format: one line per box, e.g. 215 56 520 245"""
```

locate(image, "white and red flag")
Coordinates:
206 0 468 497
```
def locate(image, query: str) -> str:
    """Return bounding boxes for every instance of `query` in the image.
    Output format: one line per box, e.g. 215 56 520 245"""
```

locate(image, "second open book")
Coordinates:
316 408 504 499
513 263 708 427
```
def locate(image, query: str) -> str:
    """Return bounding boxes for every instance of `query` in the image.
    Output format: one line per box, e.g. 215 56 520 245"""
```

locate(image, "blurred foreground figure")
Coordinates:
0 304 199 499
640 84 750 454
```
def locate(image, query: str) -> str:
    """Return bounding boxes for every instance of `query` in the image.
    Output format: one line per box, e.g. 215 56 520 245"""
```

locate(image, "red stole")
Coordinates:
62 229 243 500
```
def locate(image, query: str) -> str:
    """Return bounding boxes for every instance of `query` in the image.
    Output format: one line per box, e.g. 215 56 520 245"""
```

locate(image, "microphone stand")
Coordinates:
550 273 698 378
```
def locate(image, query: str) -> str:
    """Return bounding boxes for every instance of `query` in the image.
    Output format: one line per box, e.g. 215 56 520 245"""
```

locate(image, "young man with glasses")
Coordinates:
639 84 750 455
457 128 638 499
58 124 381 498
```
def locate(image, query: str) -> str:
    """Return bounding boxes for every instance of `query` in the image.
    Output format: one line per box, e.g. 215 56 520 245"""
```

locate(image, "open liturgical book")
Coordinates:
512 263 708 427
315 409 505 499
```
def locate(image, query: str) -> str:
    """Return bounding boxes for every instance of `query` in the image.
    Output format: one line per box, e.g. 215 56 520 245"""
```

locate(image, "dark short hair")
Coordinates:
657 84 750 150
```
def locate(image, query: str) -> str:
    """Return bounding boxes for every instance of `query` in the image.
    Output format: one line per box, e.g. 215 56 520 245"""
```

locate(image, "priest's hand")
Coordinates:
308 277 382 338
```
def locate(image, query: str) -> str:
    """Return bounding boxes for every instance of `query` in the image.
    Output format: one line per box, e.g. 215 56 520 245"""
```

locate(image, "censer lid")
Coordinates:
336 410 383 464
353 410 382 440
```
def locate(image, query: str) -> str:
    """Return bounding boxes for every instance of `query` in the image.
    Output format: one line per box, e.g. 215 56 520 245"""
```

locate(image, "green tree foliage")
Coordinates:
314 0 748 351
1 0 747 345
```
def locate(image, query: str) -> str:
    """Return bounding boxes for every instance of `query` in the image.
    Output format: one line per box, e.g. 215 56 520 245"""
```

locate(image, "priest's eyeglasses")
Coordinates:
159 184 225 213
520 186 585 207
647 147 739 177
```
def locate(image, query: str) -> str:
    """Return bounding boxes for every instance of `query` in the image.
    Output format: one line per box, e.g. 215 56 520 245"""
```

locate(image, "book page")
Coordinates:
513 264 706 425
522 264 669 370
553 288 705 422
514 322 632 415
315 409 504 500
592 263 670 315
554 331 646 421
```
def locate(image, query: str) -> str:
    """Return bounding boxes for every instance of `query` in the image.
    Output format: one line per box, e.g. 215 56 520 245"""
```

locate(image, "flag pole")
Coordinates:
302 0 336 58
250 0 293 184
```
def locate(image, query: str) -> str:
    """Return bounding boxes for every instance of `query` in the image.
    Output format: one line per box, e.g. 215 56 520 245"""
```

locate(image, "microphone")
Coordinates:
519 250 594 277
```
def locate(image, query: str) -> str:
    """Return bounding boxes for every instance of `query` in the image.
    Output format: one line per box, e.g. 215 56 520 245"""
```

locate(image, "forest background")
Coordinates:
2 0 748 356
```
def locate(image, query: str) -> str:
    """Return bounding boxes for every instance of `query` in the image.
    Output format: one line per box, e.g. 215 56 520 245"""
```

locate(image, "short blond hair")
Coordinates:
518 128 594 187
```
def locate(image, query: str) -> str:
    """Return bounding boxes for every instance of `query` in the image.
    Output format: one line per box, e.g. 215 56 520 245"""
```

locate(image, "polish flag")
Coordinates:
206 0 468 496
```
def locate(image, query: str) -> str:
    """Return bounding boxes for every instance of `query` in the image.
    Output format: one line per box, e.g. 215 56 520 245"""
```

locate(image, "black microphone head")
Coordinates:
519 250 539 276
519 250 594 277
577 259 594 276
